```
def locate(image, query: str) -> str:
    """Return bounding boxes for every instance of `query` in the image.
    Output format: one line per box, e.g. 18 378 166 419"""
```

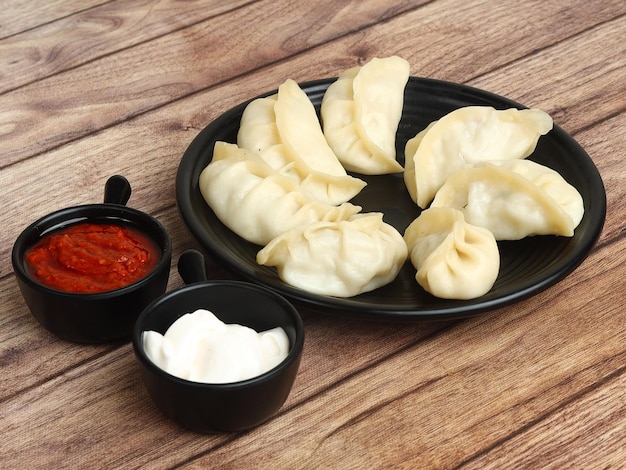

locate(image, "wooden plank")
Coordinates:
462 370 626 468
0 0 622 167
2 0 625 467
0 0 255 93
0 0 108 39
468 15 626 135
1 2 624 466
0 345 231 468
0 313 453 467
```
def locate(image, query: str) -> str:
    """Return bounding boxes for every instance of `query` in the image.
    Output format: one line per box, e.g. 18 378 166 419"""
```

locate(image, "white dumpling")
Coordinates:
430 160 584 240
237 78 366 205
404 106 554 208
257 213 408 297
199 142 361 246
404 208 500 300
484 159 584 228
321 56 410 175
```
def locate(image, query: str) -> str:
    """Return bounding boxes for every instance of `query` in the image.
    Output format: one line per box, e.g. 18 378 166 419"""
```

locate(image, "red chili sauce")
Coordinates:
25 222 160 293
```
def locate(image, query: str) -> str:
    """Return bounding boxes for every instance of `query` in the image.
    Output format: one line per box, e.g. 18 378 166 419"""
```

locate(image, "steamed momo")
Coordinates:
237 78 366 205
404 208 500 300
199 141 361 246
431 160 584 240
404 106 553 208
321 56 410 175
257 213 407 297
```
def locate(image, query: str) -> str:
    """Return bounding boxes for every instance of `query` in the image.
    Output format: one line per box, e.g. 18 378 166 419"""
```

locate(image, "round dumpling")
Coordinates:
257 213 407 297
404 207 500 300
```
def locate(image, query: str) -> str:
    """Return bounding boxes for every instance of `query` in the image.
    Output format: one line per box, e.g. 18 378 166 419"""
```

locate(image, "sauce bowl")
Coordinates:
11 175 172 343
132 249 305 433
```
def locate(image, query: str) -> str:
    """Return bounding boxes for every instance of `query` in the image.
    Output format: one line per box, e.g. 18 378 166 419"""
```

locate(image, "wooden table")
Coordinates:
1 1 624 467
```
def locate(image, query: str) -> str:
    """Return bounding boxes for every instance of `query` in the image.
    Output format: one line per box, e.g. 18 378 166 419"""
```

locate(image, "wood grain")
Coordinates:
0 0 108 39
0 0 424 167
0 0 254 93
469 15 626 134
465 369 626 469
0 0 624 467
2 0 623 166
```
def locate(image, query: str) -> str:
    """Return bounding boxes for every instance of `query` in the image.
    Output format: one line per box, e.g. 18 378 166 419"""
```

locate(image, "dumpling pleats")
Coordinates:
257 213 407 297
430 160 584 240
199 142 361 246
404 207 500 300
238 79 366 205
321 56 409 175
404 106 554 208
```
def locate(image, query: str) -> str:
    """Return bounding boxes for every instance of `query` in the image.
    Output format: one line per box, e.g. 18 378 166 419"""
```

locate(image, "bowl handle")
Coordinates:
104 175 132 206
177 249 208 285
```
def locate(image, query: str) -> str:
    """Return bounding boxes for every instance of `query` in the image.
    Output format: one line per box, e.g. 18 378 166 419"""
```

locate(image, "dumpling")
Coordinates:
404 106 553 208
404 207 500 300
199 141 361 246
430 160 584 240
321 56 410 175
485 159 585 228
257 213 408 297
237 78 366 205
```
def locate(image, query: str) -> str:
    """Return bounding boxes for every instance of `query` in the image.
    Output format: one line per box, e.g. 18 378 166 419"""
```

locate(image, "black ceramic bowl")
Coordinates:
12 175 172 343
132 250 305 433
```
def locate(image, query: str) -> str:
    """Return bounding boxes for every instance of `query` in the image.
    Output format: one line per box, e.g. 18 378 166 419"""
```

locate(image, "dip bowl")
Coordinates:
11 175 172 343
132 249 305 433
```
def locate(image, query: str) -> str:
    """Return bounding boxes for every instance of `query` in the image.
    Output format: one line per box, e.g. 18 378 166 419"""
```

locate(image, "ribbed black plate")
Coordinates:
176 77 606 321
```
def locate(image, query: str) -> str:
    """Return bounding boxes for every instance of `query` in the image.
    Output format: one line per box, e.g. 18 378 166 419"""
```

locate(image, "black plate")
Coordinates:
176 77 606 321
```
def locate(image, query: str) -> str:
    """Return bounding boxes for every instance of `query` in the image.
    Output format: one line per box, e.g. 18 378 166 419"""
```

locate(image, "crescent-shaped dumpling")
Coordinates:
430 160 584 240
321 56 410 175
238 79 366 205
199 142 361 246
404 106 553 208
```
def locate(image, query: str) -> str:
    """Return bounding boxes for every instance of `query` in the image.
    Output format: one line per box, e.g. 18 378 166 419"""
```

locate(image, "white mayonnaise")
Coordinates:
142 309 290 383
